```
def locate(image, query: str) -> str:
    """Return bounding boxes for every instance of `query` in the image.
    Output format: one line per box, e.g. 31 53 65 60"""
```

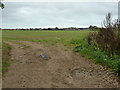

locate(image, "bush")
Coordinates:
87 13 120 57
86 12 120 75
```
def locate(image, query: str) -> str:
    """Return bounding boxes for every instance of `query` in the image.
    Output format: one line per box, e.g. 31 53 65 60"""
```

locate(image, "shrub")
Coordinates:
87 13 120 57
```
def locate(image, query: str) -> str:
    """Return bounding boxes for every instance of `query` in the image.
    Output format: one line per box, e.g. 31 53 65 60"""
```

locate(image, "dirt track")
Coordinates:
2 41 119 88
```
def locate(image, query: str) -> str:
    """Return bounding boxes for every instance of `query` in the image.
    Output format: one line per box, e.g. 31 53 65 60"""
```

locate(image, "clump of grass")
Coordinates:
2 43 11 76
70 39 120 75
70 39 82 44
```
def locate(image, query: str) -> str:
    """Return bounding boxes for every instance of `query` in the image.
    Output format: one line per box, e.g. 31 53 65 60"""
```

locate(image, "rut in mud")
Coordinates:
2 41 119 88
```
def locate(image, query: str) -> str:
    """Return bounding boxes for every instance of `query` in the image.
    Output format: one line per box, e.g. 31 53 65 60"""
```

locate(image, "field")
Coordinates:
3 30 89 45
2 30 119 88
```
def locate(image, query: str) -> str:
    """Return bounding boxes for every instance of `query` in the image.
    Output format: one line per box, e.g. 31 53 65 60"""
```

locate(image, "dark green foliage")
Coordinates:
0 2 4 9
89 25 99 31
55 27 59 30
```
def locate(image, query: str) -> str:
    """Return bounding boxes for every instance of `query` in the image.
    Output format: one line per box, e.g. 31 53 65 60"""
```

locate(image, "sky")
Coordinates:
1 2 118 29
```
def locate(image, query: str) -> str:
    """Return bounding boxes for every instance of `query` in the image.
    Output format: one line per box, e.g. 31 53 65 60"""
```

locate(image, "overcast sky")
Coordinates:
1 2 118 28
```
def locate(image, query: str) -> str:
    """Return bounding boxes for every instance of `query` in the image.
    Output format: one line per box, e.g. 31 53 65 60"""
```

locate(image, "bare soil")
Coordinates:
2 41 119 88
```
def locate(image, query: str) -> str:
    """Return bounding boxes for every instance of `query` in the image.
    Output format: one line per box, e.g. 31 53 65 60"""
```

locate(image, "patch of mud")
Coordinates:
71 68 92 79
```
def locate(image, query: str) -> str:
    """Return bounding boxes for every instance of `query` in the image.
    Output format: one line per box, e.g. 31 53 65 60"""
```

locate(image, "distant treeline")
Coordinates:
1 26 100 31
1 27 88 31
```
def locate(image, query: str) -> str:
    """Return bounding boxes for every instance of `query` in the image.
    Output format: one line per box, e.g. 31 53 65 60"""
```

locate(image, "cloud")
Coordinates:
2 2 118 28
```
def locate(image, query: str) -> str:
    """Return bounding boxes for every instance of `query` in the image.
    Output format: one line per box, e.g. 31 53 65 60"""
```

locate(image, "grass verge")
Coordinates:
2 43 11 76
70 39 120 75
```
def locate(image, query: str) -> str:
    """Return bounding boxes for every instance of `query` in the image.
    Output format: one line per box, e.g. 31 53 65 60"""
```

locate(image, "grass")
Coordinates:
2 30 89 45
70 39 120 75
2 43 11 76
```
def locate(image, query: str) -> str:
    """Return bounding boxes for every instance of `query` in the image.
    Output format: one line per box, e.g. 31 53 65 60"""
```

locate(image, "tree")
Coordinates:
89 25 99 30
0 0 4 9
55 27 59 30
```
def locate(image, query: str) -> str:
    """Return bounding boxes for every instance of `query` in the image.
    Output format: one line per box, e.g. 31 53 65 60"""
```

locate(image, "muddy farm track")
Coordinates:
2 41 119 88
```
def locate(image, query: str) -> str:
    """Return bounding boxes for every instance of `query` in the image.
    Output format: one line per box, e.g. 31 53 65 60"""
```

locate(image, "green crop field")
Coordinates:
2 30 89 44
